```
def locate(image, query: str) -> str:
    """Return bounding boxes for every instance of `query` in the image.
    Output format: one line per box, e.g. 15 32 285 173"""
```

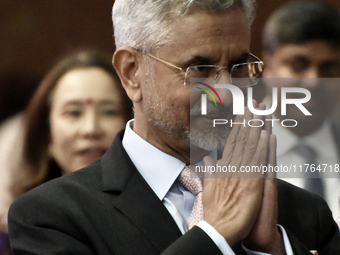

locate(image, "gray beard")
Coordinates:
189 102 231 151
189 128 228 151
143 58 231 152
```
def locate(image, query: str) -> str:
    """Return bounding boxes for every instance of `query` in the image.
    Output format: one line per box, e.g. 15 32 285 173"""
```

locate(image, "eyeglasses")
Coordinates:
142 51 264 87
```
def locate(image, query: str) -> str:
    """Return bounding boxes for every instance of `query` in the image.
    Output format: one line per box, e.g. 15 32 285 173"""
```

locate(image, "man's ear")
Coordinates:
113 47 142 103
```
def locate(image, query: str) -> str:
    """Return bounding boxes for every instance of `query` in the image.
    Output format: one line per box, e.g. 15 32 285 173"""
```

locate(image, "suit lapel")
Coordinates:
101 130 182 252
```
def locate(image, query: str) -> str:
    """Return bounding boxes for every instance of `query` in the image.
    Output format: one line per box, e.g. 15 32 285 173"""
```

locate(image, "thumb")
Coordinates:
204 156 216 166
202 156 217 185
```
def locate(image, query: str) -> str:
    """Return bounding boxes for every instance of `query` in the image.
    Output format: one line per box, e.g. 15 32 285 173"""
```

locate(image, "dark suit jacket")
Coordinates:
8 130 340 254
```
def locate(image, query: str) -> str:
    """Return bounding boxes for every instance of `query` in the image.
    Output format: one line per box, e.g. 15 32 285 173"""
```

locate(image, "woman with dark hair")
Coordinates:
15 50 132 196
0 50 132 238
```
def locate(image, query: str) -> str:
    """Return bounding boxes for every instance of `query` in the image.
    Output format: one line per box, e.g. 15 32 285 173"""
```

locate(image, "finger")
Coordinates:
201 156 216 179
253 130 270 165
250 130 270 178
231 106 253 166
260 175 278 227
221 111 244 165
251 99 259 110
204 156 216 166
241 108 266 167
239 100 265 166
244 175 278 249
263 113 273 134
267 134 277 179
240 127 260 167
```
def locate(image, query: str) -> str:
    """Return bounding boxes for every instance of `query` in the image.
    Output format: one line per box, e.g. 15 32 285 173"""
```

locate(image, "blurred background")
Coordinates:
1 0 340 124
0 0 116 123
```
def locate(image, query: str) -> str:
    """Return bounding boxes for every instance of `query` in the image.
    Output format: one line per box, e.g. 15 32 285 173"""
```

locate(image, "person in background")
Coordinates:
0 114 23 255
0 50 132 249
8 1 340 254
12 50 132 196
262 0 340 223
0 114 24 228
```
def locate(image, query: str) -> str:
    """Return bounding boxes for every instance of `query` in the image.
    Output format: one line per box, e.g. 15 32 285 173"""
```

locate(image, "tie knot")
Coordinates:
178 166 203 195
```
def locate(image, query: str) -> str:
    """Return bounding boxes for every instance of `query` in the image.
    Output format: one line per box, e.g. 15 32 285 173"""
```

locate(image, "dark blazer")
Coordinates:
8 130 340 255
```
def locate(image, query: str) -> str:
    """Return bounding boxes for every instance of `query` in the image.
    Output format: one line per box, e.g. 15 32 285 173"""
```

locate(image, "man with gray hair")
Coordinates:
8 0 340 254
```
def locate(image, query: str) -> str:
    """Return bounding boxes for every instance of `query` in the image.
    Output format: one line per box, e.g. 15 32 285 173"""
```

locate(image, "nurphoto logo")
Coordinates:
196 80 312 128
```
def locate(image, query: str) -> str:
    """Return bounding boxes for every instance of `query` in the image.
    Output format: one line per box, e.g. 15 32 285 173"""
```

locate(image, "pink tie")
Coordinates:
178 165 204 229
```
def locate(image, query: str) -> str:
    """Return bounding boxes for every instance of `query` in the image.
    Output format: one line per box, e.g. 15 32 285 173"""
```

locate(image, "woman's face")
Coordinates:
49 67 127 175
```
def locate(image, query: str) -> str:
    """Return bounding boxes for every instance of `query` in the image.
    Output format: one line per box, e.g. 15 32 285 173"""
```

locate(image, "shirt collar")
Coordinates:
304 120 338 162
122 120 185 200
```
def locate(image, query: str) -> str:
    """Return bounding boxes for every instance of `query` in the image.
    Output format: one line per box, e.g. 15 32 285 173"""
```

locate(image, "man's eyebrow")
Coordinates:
183 55 214 66
229 52 250 67
183 52 251 68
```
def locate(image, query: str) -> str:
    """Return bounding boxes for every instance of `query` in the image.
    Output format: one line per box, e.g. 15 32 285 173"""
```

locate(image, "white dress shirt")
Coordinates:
123 120 293 255
274 120 340 222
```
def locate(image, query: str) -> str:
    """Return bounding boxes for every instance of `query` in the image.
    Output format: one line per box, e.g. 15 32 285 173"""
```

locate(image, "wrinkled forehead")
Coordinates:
168 8 250 47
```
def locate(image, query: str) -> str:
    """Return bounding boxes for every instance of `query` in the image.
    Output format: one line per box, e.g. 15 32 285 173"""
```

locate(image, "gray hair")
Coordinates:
112 0 256 53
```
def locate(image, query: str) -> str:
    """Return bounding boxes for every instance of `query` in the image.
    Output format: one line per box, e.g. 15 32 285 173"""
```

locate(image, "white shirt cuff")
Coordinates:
242 225 294 255
197 221 235 255
198 222 293 255
278 225 294 255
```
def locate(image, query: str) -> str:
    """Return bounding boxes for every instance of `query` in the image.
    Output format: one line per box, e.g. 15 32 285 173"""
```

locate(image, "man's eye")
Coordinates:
290 58 308 73
191 65 212 72
321 63 340 77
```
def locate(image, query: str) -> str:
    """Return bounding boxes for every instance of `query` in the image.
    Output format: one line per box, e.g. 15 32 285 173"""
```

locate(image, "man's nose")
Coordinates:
302 67 321 89
211 69 234 106
304 67 320 78
208 86 234 107
215 68 231 82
